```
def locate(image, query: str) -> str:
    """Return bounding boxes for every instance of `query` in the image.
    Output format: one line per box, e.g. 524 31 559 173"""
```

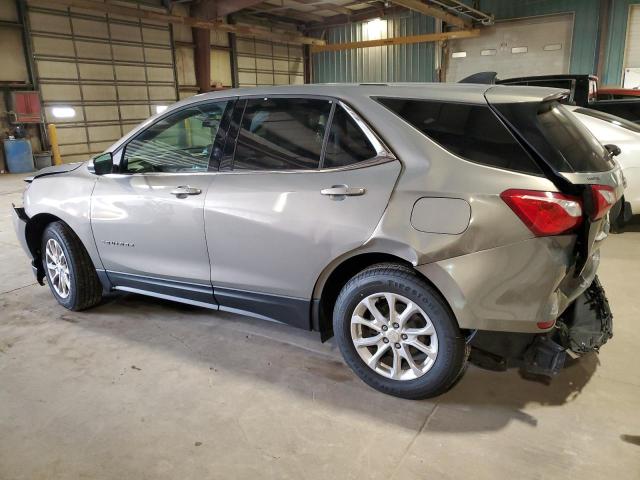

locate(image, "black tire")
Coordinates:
333 263 468 399
41 221 102 311
609 197 628 233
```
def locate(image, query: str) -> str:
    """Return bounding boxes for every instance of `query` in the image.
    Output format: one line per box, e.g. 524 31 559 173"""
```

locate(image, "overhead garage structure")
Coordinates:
0 0 639 168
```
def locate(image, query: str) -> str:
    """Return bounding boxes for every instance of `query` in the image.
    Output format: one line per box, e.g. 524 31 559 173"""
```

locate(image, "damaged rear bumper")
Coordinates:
469 276 613 377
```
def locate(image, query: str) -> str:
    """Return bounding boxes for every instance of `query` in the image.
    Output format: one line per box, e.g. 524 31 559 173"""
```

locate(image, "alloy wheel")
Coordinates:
45 238 71 299
350 292 438 381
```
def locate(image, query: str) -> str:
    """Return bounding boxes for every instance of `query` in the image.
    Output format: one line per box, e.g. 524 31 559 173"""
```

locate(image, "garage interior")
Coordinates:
1 0 640 478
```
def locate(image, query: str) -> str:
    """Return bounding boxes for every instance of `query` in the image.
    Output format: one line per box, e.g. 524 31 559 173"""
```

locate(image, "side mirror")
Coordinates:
91 152 113 175
604 144 621 157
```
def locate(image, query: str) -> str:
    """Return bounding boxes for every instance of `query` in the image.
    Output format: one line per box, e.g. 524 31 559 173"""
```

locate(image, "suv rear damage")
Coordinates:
466 87 620 377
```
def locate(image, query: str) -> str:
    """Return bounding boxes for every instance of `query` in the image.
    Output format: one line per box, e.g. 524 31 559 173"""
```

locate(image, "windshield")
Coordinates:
492 100 614 173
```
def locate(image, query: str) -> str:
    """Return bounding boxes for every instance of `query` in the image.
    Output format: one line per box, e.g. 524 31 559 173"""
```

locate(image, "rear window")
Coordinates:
493 101 614 173
574 107 640 134
376 98 541 175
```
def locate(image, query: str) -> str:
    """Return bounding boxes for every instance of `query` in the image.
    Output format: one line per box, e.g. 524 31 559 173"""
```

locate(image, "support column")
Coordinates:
193 27 211 93
191 1 212 93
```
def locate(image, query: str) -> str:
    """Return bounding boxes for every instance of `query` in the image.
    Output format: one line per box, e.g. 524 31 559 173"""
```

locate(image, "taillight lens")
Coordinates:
590 185 616 220
501 189 583 236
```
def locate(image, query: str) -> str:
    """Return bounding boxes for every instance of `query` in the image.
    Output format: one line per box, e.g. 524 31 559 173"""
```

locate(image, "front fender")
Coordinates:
23 164 104 271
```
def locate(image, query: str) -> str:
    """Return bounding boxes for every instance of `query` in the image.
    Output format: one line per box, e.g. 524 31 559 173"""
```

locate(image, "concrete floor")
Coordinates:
0 172 639 480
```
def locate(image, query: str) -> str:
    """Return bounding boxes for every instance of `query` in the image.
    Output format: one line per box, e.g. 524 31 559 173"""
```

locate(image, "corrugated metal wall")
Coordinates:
312 12 436 83
312 0 604 84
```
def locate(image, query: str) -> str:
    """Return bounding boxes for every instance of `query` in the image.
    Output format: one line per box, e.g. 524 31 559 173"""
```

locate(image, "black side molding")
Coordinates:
107 271 216 306
215 287 311 330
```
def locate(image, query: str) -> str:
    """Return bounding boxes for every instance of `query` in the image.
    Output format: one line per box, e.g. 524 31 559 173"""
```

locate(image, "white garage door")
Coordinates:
28 2 178 163
445 14 574 82
236 36 304 87
623 5 640 88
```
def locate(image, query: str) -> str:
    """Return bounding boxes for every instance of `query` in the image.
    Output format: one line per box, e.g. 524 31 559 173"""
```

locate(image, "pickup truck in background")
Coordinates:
460 72 640 123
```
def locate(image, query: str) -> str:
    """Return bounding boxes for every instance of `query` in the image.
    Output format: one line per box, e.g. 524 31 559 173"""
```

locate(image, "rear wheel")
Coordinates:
609 197 629 233
42 222 102 311
333 263 468 399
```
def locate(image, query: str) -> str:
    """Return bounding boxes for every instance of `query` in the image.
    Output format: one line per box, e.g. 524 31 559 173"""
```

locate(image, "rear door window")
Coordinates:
322 105 378 168
232 97 331 171
376 98 541 174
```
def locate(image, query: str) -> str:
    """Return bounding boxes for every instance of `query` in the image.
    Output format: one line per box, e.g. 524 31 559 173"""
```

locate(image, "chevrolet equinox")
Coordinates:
13 84 620 398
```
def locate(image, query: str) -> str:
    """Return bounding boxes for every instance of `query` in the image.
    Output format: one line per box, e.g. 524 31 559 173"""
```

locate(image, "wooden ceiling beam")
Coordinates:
310 28 479 53
29 0 326 45
389 0 470 28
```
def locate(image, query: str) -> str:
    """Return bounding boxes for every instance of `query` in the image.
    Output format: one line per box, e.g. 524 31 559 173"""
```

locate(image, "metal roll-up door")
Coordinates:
27 2 178 163
236 36 304 87
445 14 574 82
623 5 640 88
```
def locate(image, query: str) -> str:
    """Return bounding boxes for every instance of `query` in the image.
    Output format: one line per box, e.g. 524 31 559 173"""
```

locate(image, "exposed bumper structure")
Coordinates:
12 206 43 284
12 205 30 257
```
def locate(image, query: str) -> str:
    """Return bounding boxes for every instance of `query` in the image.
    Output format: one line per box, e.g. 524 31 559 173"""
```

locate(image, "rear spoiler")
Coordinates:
460 73 570 103
542 91 570 102
458 71 498 84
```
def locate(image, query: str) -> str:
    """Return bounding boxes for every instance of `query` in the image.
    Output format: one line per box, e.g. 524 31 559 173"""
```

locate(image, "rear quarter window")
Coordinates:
493 101 615 173
376 97 542 175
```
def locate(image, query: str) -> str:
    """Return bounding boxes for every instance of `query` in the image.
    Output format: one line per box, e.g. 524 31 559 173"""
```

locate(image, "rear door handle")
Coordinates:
170 185 202 197
320 185 366 198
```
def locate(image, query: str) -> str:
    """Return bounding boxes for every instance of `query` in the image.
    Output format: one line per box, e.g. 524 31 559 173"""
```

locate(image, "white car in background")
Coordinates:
568 106 640 229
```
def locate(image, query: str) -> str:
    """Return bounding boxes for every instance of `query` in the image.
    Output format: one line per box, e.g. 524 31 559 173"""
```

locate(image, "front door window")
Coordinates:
122 101 229 173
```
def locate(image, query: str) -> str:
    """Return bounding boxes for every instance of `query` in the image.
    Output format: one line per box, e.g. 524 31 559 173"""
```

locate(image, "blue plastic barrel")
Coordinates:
4 139 34 173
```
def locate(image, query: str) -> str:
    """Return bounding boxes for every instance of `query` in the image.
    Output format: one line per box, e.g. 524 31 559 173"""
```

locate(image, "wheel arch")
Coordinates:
25 214 98 285
311 250 458 341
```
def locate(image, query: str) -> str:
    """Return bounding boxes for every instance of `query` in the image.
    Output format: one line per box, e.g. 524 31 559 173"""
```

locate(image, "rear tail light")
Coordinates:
501 189 583 236
590 185 616 220
536 320 556 330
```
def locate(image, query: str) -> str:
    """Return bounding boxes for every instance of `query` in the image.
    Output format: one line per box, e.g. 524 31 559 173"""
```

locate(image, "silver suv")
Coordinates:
12 84 621 398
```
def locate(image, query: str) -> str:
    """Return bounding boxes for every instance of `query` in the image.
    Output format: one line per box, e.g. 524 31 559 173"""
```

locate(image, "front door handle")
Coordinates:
170 185 202 198
320 185 366 199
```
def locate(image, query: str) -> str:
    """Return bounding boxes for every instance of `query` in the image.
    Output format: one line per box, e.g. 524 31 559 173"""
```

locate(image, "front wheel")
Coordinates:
42 221 102 311
333 263 468 399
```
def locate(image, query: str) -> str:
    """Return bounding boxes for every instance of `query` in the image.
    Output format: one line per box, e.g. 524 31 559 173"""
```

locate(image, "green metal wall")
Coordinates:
311 12 436 83
312 0 637 87
602 0 640 85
